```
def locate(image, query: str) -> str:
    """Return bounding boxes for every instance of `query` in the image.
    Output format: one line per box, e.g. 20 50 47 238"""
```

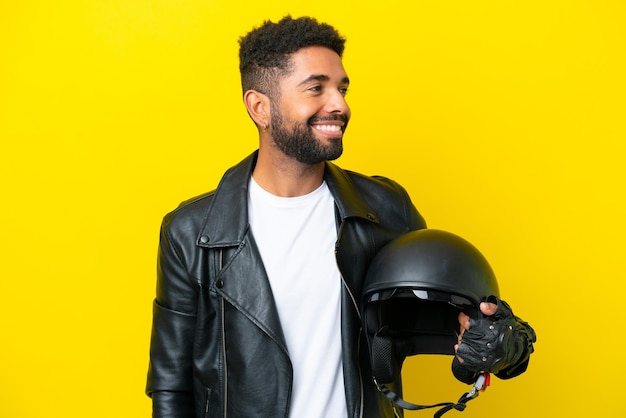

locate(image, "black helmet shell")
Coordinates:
363 229 499 306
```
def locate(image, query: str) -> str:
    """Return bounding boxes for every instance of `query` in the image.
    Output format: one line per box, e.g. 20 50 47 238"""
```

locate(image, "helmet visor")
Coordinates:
364 288 477 355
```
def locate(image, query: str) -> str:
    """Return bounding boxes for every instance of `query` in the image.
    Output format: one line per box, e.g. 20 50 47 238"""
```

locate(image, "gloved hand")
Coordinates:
452 295 536 384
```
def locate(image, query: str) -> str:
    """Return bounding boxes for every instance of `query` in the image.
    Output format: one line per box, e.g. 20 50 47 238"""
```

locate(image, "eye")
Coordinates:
307 85 322 92
339 87 349 96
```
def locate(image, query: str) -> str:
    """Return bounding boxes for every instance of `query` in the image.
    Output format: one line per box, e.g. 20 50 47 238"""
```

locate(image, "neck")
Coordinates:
253 148 325 197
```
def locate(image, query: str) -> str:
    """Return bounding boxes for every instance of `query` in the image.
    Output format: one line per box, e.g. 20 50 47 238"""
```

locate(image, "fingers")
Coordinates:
458 311 471 331
481 296 516 320
456 300 497 362
454 338 463 363
480 301 498 316
455 311 470 360
452 356 478 384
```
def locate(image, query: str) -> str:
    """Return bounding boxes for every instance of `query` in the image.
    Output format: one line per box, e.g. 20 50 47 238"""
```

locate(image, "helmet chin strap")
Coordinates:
374 372 490 417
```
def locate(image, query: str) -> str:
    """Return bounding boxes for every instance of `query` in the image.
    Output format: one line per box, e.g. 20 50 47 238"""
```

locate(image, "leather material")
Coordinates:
453 297 536 381
146 151 426 418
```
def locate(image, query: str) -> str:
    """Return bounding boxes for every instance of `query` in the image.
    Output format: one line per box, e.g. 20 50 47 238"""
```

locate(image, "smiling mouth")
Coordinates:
310 116 347 135
313 124 343 133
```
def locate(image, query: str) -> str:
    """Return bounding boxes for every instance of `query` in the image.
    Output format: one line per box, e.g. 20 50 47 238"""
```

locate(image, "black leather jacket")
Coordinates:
147 151 426 418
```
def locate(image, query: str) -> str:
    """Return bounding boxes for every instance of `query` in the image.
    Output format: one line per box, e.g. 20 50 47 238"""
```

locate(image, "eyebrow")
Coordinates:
297 74 350 86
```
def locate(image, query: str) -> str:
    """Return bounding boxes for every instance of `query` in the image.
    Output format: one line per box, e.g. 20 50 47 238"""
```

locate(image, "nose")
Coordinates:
325 89 350 116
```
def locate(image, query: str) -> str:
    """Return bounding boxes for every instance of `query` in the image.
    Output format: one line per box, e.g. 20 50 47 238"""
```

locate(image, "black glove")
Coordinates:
452 296 536 384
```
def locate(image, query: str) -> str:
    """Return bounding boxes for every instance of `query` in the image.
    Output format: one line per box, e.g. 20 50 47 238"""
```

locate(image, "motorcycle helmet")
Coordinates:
362 228 500 386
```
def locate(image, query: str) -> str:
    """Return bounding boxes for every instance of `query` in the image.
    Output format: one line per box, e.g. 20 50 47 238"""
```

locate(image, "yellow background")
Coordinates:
1 0 624 417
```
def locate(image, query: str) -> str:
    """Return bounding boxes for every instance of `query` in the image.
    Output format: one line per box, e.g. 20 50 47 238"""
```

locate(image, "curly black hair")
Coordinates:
238 16 346 98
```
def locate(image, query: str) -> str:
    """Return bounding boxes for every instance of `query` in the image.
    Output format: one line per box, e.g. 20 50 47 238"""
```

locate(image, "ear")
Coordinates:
243 89 271 130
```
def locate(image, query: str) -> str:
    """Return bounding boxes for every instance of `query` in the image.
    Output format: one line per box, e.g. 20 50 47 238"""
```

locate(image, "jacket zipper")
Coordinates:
219 249 228 418
356 331 365 418
204 388 211 417
335 221 364 418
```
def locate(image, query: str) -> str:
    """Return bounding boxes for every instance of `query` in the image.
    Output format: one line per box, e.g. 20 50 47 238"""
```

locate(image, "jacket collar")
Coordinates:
197 150 379 247
324 161 380 223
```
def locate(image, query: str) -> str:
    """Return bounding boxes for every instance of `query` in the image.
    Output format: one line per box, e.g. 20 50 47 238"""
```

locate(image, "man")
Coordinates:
146 16 533 418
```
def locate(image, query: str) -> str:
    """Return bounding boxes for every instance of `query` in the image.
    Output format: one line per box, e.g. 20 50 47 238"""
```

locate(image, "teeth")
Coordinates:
315 125 342 132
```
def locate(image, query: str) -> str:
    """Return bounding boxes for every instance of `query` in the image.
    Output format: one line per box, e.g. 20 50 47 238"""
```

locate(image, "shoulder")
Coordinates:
337 165 415 207
160 151 256 243
160 190 216 241
326 163 426 230
356 171 423 222
346 169 411 196
326 162 411 197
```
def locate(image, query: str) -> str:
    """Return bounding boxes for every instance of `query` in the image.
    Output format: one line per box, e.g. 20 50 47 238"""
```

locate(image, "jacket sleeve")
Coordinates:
146 217 198 418
404 191 427 231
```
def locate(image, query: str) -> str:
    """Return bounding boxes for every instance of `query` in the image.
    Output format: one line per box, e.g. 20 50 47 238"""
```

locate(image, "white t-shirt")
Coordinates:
248 178 347 418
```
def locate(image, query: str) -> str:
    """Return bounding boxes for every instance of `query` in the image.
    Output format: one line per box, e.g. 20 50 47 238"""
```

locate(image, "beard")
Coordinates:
270 111 346 165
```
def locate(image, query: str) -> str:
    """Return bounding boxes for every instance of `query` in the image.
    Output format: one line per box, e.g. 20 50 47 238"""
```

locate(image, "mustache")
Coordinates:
309 115 348 125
